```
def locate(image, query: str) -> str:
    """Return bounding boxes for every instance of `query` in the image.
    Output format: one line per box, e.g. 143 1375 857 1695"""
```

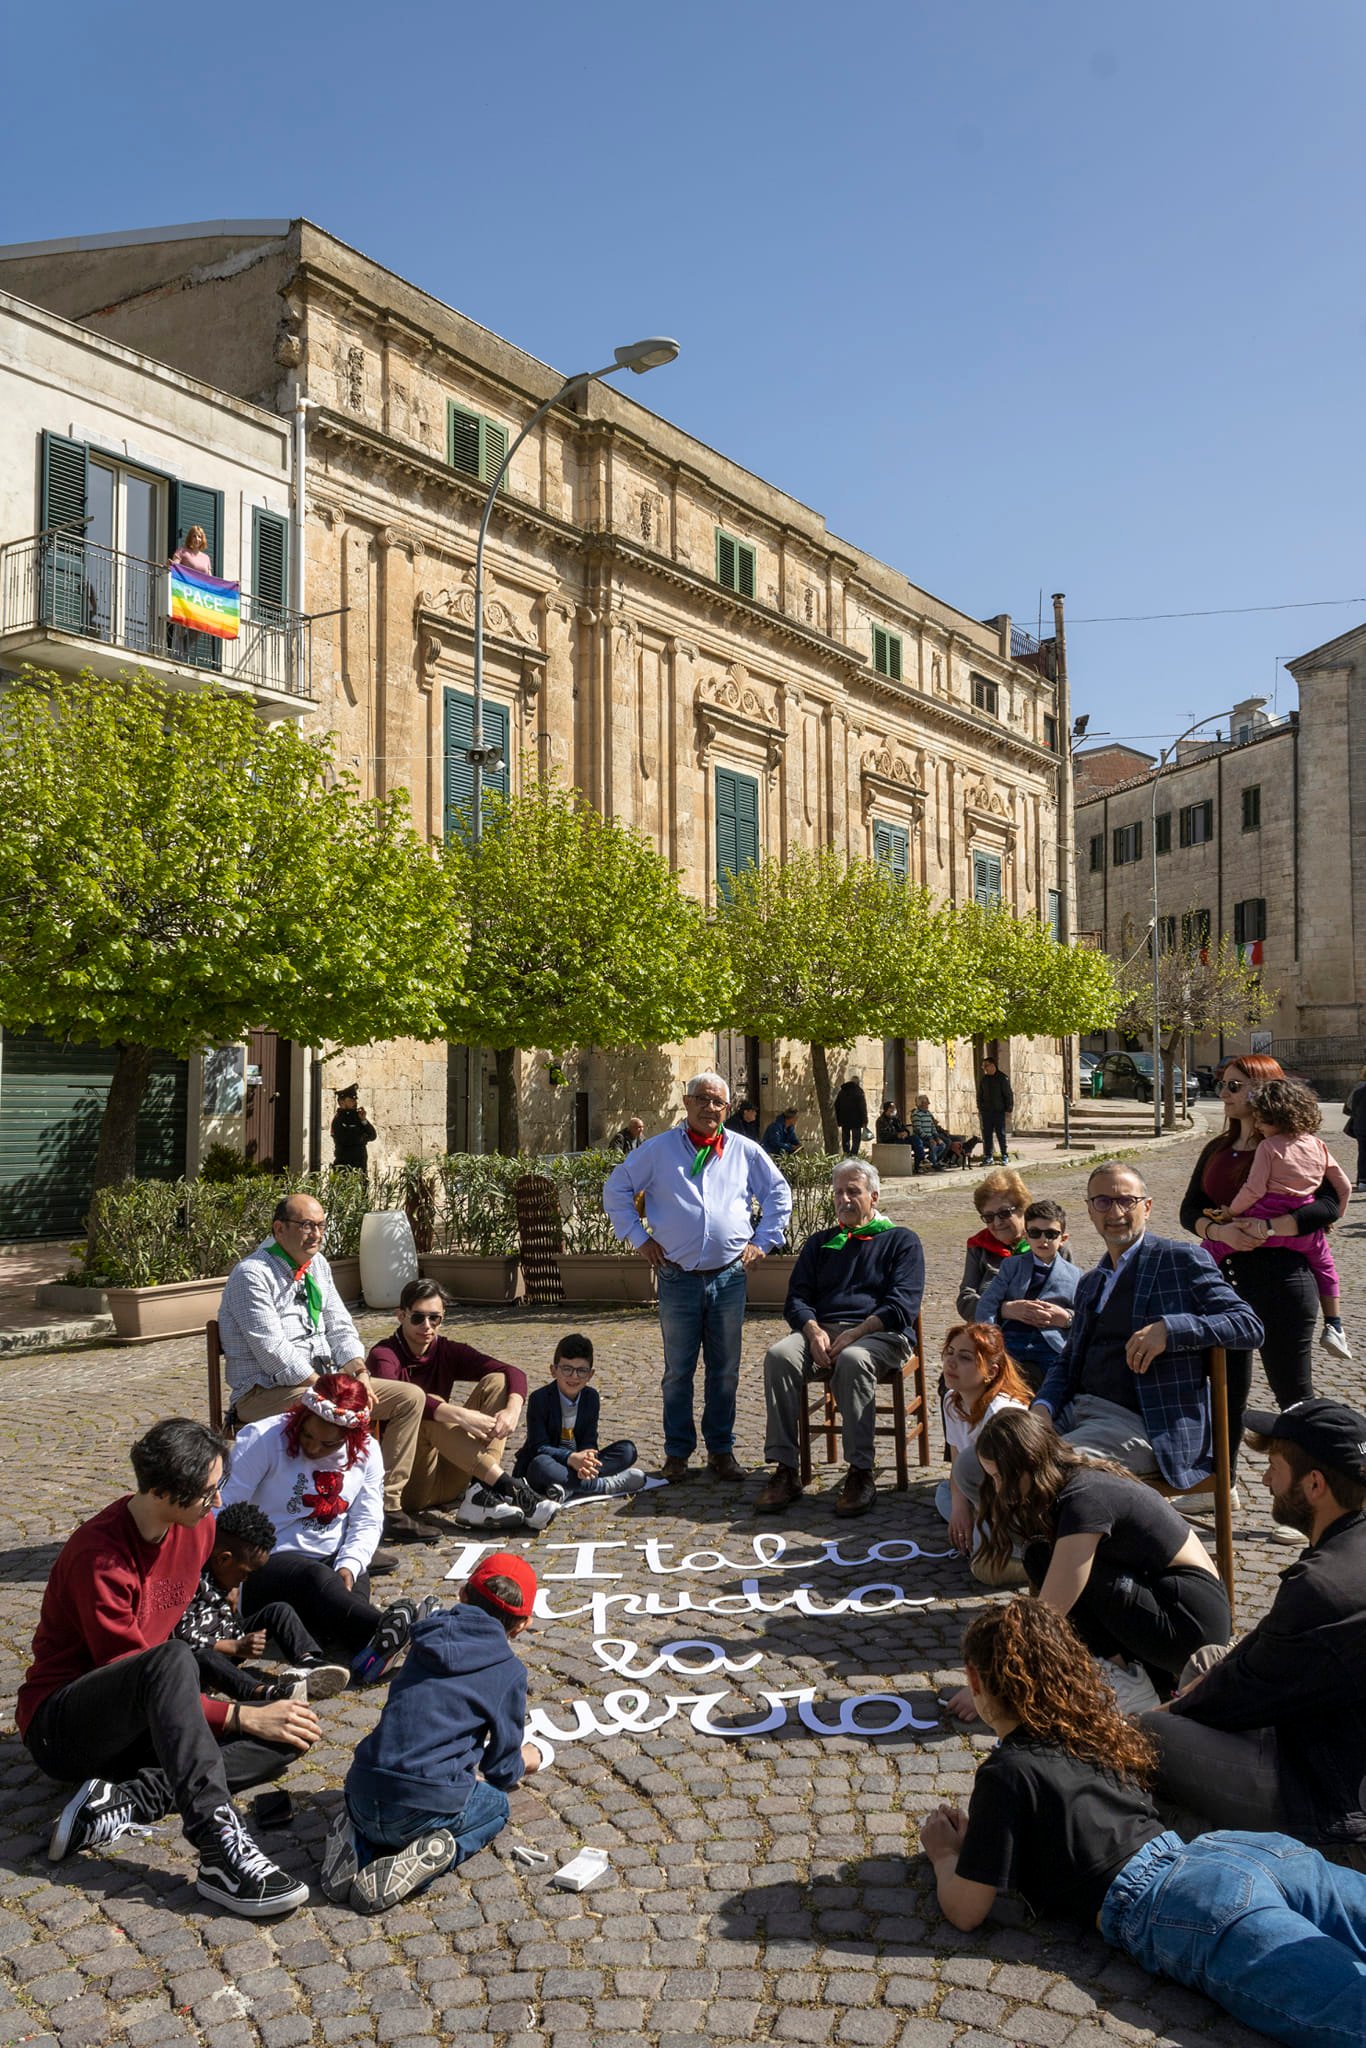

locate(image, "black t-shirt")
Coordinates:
1053 1469 1192 1579
955 1731 1165 1924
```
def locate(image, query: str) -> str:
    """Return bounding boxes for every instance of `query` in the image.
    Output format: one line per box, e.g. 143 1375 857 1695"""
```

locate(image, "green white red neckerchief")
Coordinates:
824 1216 897 1251
684 1124 726 1178
268 1241 322 1328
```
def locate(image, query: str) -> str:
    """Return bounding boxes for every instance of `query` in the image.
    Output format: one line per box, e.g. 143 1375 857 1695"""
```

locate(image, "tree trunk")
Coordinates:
494 1046 520 1155
1161 1026 1183 1130
810 1043 839 1154
87 1042 155 1262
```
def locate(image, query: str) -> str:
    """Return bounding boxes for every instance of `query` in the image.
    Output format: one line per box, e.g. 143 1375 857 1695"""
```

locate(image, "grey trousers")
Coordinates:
763 1326 911 1472
953 1392 1158 1511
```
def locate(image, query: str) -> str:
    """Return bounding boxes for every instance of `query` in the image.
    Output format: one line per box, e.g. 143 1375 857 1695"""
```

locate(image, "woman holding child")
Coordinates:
1180 1054 1346 1457
924 1599 1366 2048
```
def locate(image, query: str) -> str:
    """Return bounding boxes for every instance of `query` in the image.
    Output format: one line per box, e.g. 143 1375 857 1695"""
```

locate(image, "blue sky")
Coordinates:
4 0 1362 748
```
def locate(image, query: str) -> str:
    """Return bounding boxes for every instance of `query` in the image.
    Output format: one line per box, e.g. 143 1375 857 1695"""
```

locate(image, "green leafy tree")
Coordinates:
1115 924 1276 1128
0 669 459 1228
954 903 1122 1040
716 848 965 1152
437 775 720 1153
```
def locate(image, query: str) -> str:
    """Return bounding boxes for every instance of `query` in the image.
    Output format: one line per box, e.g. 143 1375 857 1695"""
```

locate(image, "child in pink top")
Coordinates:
1205 1078 1352 1357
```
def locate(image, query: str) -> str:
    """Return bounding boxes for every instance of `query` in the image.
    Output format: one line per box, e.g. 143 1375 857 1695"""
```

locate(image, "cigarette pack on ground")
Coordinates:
550 1848 610 1891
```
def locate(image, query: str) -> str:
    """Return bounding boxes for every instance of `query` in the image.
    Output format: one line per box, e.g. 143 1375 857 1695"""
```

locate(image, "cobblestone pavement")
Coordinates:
2 1129 1363 2048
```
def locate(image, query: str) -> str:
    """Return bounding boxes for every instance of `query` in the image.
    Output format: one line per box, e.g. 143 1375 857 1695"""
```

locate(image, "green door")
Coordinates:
0 1030 188 1241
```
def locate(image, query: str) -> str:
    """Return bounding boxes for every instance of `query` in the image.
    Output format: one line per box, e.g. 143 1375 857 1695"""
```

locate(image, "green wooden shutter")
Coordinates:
737 543 756 599
448 403 482 474
251 509 290 621
39 431 89 630
874 821 909 881
483 419 508 486
887 633 902 682
169 481 223 570
444 688 510 840
716 766 759 896
716 531 736 589
973 850 1002 907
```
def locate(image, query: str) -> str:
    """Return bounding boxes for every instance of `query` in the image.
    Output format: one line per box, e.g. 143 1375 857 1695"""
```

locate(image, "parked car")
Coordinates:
1194 1065 1218 1097
1098 1050 1186 1104
1078 1051 1100 1082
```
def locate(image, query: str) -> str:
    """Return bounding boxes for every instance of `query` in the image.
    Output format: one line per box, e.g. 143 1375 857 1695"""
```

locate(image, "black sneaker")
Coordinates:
349 1597 419 1687
49 1769 173 1861
193 1802 309 1918
368 1546 400 1577
510 1477 562 1531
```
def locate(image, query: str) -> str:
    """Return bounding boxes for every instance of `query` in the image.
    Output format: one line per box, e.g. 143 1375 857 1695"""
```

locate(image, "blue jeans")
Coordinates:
346 1777 510 1873
1103 1829 1366 2048
523 1439 639 1498
656 1258 747 1458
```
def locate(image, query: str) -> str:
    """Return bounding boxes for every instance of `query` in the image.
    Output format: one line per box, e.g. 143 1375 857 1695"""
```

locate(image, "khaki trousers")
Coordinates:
233 1375 427 1516
402 1372 511 1513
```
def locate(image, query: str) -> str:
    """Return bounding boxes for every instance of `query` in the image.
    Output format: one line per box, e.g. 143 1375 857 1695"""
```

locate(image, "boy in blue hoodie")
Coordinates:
322 1552 543 1913
972 1198 1080 1391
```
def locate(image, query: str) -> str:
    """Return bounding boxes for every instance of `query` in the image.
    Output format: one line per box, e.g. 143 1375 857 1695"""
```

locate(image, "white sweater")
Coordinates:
219 1415 384 1579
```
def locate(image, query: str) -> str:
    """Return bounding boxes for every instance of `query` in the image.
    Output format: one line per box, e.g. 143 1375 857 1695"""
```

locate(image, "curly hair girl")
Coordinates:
1248 1078 1322 1139
962 1598 1157 1786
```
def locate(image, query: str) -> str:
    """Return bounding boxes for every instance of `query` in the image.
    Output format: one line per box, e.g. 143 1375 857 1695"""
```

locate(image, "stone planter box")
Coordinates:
106 1275 226 1345
742 1254 796 1309
330 1256 362 1305
35 1280 110 1314
870 1142 918 1179
419 1253 522 1304
554 1254 656 1305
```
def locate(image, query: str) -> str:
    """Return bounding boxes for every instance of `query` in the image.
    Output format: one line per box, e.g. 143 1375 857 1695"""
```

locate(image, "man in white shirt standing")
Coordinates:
603 1072 792 1481
217 1193 429 1544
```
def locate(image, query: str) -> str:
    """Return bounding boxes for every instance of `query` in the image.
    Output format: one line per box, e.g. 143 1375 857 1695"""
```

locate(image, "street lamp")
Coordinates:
466 336 680 1149
1148 708 1229 1137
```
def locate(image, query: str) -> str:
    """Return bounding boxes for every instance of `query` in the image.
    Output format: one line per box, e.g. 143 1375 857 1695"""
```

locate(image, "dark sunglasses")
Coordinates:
406 1310 444 1326
981 1206 1021 1224
1025 1227 1063 1241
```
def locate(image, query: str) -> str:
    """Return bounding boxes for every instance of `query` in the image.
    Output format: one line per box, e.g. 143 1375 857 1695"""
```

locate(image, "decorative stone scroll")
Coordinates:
859 744 926 823
694 663 786 772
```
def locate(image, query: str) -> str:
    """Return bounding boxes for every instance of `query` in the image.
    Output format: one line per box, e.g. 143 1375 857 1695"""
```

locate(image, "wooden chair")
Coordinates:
1144 1346 1236 1623
798 1310 930 1490
206 1317 225 1432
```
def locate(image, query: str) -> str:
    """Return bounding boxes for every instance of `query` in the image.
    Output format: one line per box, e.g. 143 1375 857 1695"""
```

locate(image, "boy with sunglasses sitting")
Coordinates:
513 1333 645 1502
974 1200 1079 1392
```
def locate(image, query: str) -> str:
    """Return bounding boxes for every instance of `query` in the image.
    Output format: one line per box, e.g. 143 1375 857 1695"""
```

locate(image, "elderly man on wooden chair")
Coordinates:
757 1158 924 1517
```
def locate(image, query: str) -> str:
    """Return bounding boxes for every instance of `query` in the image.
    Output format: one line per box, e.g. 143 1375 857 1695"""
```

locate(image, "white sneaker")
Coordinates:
1320 1323 1353 1360
1168 1485 1241 1514
1269 1521 1309 1545
455 1482 523 1529
512 1478 562 1531
594 1467 647 1497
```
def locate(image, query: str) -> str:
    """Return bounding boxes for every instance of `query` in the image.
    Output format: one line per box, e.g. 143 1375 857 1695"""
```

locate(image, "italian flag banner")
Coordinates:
169 564 240 640
1236 939 1264 967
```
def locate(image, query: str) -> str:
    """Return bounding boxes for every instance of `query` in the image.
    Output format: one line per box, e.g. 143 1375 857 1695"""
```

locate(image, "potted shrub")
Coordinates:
537 1151 655 1305
743 1153 840 1309
419 1155 522 1303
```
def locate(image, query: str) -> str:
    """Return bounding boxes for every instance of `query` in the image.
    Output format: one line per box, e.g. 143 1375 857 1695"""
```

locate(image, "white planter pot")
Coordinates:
359 1210 418 1308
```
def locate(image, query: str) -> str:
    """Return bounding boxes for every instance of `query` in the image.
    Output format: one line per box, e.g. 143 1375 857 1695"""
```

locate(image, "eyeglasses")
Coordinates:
1216 1078 1246 1094
1087 1193 1147 1212
285 1219 325 1235
981 1206 1022 1224
1025 1227 1063 1241
556 1363 594 1378
188 1483 222 1509
406 1310 444 1326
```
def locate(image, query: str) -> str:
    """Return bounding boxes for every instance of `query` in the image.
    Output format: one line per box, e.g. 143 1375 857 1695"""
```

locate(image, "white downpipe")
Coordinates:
291 391 310 614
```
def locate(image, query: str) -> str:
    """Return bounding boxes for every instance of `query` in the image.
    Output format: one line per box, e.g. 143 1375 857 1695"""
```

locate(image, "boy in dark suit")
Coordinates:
512 1335 644 1501
973 1199 1080 1391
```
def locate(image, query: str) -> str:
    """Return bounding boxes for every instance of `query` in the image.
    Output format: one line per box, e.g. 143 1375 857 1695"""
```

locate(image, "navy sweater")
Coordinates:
346 1604 526 1814
786 1224 924 1335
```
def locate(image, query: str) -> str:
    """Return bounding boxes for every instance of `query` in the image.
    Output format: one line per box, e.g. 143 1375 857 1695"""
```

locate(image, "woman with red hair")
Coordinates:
219 1374 427 1686
1179 1054 1345 1472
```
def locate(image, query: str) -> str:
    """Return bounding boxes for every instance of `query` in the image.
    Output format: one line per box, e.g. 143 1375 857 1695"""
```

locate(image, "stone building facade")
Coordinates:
1076 638 1366 1092
0 220 1070 1166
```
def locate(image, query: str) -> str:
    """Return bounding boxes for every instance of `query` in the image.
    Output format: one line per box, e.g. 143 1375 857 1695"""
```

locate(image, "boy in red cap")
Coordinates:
322 1553 544 1912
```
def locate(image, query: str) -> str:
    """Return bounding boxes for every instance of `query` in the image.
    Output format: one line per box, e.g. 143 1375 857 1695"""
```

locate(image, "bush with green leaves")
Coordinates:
83 1166 370 1288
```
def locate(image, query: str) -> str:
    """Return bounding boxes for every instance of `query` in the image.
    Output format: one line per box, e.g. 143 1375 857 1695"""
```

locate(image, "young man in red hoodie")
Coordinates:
20 1418 318 1918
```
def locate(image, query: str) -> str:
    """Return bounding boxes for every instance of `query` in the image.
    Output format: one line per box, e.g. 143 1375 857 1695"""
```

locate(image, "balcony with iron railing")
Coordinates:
0 531 315 707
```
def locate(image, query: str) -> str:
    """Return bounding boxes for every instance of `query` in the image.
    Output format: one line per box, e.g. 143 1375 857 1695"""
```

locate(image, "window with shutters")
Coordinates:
1179 799 1215 847
871 626 903 681
1047 888 1062 939
873 820 909 881
443 687 510 841
1183 908 1212 950
1151 914 1178 955
971 673 999 716
1155 810 1172 855
251 509 290 624
972 849 1003 907
446 402 509 487
1242 785 1262 832
1043 713 1058 751
714 767 760 898
715 530 756 598
1089 833 1105 872
1234 898 1267 943
1112 822 1142 866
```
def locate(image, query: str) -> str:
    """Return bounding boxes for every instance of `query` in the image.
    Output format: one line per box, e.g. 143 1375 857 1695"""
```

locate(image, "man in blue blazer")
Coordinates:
1030 1162 1264 1491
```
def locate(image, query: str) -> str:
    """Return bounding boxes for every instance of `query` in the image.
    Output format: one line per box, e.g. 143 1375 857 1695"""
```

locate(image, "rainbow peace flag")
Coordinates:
169 564 240 640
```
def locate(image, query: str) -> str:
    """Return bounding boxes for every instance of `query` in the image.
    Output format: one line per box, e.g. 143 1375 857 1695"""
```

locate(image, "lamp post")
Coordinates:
466 336 680 1151
1149 708 1229 1137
